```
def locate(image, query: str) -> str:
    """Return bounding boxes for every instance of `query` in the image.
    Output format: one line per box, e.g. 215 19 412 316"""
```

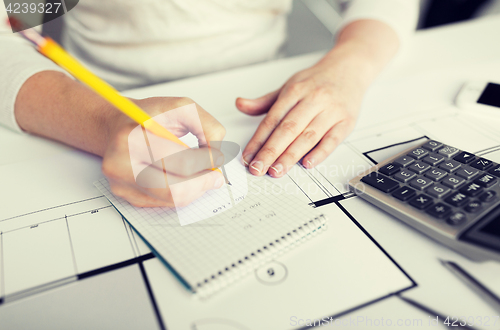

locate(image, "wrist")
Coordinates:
318 19 400 88
318 41 380 91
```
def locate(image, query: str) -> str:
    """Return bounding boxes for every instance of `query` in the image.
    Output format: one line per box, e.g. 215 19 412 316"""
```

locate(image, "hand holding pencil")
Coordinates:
13 21 226 207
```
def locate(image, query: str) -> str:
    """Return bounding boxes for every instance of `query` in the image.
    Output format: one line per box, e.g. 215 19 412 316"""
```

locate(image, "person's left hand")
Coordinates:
236 53 366 178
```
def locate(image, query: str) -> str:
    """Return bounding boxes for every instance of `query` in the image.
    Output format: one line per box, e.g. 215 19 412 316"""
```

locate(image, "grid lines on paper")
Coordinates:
94 177 318 289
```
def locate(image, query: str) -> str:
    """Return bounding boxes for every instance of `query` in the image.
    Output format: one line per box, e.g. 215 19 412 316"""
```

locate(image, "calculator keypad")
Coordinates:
479 191 497 203
441 175 465 189
439 159 461 173
424 168 447 181
439 146 460 158
423 154 444 166
474 174 497 188
454 151 475 164
392 187 416 201
471 158 494 171
426 183 450 198
409 177 433 190
421 140 443 152
489 165 500 177
459 183 483 197
444 192 469 207
394 156 415 167
409 162 431 174
427 203 452 218
394 170 416 183
455 166 479 180
361 172 399 193
408 148 428 160
358 141 500 232
409 194 434 209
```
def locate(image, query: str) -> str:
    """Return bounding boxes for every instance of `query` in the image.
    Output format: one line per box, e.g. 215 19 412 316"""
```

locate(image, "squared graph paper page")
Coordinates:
143 203 414 330
95 177 325 293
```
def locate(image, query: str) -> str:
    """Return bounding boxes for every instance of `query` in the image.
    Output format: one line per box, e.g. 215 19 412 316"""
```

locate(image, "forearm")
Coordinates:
318 19 400 90
14 71 116 157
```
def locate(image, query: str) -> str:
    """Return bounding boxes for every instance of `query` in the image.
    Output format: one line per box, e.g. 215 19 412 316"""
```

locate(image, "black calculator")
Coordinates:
349 140 500 262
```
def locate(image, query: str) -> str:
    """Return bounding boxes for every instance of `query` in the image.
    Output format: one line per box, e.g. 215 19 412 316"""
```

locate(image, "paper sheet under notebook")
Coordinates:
95 175 326 298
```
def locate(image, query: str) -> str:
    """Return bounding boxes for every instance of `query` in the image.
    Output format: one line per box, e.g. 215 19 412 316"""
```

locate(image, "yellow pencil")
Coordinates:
16 26 221 173
39 37 186 145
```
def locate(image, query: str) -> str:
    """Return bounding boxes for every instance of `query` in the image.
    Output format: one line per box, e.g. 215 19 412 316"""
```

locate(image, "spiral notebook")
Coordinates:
94 177 327 298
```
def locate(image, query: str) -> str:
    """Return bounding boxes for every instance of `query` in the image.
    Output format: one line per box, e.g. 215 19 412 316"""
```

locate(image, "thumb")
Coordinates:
236 89 280 116
204 170 226 191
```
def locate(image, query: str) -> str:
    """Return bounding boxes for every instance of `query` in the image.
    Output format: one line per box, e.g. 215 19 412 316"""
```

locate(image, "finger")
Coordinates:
108 179 173 208
112 166 225 208
235 89 280 116
195 105 226 144
131 126 188 173
247 101 320 176
242 88 303 165
145 169 224 203
163 147 224 178
302 119 356 168
155 101 226 146
269 112 336 178
164 170 225 208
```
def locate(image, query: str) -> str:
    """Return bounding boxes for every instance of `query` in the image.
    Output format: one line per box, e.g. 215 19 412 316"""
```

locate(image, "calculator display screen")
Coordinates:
477 83 500 107
462 205 500 252
480 215 500 239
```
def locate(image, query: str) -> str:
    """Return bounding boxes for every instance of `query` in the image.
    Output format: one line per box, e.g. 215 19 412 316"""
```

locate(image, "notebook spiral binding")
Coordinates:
195 214 328 299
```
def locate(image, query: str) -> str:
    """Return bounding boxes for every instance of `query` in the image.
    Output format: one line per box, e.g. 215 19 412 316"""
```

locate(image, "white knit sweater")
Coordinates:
0 0 419 133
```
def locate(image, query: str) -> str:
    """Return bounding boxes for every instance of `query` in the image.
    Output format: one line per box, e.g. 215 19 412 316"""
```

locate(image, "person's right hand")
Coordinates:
101 97 226 208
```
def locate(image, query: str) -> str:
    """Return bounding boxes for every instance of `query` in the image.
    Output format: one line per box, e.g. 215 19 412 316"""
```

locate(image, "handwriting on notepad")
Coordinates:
212 201 232 214
228 201 277 227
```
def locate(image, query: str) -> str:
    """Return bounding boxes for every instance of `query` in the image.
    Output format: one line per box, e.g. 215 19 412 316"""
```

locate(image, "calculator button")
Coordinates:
378 163 400 176
409 177 433 190
394 170 417 183
421 140 443 152
393 156 415 168
453 151 476 164
474 174 498 188
444 192 469 207
409 194 434 209
488 165 500 177
441 175 465 189
459 183 483 197
426 183 451 199
470 158 494 171
425 168 447 181
438 146 459 158
464 201 482 213
438 159 461 173
361 172 399 193
455 166 480 180
408 162 431 174
479 190 497 203
447 212 466 226
427 203 452 218
392 187 417 201
423 154 445 166
407 148 428 160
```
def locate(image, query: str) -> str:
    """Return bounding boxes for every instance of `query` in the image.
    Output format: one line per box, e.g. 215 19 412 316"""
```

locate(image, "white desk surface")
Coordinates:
1 15 500 329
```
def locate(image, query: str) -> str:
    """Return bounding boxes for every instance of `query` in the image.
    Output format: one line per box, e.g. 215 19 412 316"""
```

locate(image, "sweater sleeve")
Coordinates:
337 0 419 46
0 8 68 133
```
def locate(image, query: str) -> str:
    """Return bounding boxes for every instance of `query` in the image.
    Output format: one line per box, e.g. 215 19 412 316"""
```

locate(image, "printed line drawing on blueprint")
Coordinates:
0 194 152 304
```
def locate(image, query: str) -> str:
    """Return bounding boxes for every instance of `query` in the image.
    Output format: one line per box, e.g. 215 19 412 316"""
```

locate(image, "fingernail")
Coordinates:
214 175 224 189
305 158 314 168
270 163 283 176
249 160 263 173
243 154 254 166
215 155 224 167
